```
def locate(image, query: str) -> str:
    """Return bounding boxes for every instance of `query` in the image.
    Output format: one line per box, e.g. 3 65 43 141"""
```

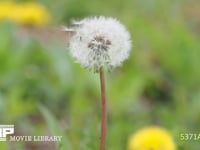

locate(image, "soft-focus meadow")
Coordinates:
0 0 200 149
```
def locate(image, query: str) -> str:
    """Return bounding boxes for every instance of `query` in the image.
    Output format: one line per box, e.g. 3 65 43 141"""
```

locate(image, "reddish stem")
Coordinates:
99 67 107 150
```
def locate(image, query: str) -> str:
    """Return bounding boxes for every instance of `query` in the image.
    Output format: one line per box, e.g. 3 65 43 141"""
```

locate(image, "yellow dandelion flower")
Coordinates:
0 2 15 20
128 126 176 150
0 1 50 26
13 2 50 26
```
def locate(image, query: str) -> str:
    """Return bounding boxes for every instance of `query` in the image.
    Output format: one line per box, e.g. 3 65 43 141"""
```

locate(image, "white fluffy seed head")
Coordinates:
67 16 132 72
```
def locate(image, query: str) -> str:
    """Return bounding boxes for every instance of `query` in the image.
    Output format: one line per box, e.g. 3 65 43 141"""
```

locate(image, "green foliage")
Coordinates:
38 105 72 150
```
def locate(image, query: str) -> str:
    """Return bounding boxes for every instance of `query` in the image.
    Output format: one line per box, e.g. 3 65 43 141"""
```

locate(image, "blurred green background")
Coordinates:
0 0 200 149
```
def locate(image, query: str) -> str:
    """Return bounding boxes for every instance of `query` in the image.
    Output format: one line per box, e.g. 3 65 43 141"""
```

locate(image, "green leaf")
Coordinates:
38 105 72 150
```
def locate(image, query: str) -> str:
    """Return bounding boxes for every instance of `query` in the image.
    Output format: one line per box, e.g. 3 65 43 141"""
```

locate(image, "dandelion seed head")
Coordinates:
68 16 132 72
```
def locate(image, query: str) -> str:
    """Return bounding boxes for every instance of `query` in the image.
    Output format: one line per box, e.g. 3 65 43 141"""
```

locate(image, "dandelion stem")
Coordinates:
99 67 107 150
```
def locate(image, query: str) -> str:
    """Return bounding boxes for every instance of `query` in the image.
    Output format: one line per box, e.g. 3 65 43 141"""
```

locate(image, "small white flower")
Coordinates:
67 16 132 72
